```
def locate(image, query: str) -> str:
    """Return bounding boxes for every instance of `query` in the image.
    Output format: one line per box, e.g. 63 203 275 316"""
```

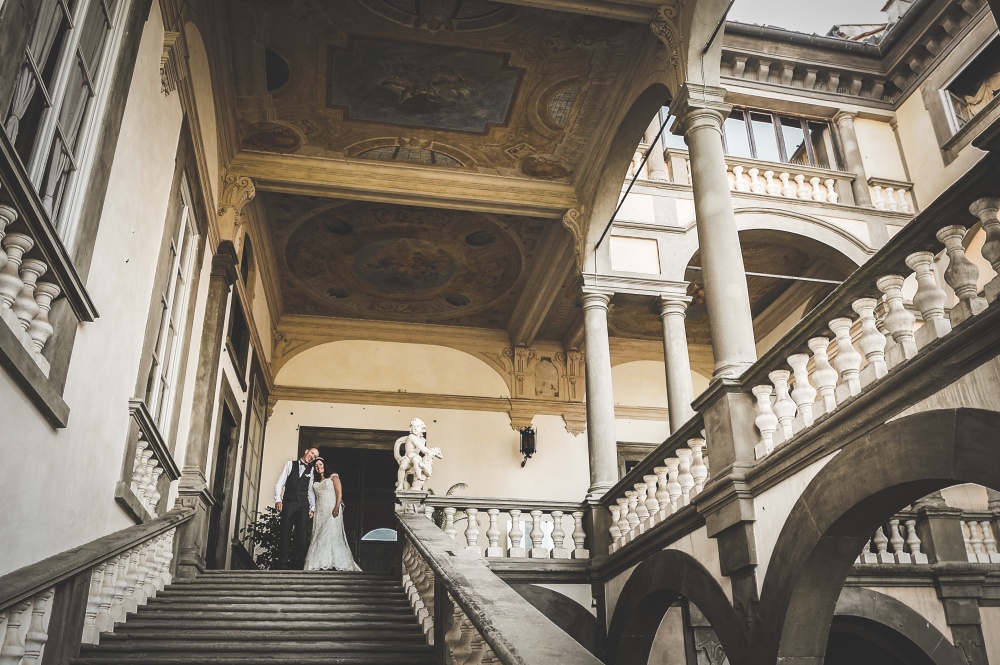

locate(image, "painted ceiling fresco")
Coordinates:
230 0 643 180
261 192 548 326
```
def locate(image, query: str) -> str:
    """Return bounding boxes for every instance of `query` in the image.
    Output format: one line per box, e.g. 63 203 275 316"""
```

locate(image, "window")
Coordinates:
945 39 1000 133
238 379 267 554
722 108 841 170
4 0 131 238
143 173 198 437
657 107 688 151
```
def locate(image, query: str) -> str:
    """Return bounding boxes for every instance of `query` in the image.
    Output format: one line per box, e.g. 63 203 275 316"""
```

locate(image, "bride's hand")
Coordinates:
332 504 340 518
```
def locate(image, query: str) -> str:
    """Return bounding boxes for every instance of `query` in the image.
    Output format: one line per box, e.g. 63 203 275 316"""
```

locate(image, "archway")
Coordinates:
607 549 750 665
755 408 1000 665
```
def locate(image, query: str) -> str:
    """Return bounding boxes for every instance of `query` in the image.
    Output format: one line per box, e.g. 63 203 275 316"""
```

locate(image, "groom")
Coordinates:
274 447 319 569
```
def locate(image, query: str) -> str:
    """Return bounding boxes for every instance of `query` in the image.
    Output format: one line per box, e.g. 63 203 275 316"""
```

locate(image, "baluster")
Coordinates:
665 458 681 511
749 167 765 193
961 521 976 562
159 531 174 589
148 466 165 515
12 258 46 332
877 275 917 367
936 225 987 324
980 521 1000 563
824 178 839 203
653 466 669 514
733 165 750 192
109 554 129 623
463 508 480 554
752 385 778 458
624 492 640 530
443 507 457 540
633 482 649 522
970 198 1000 303
528 510 546 558
642 475 659 519
969 521 988 562
95 556 118 632
906 251 952 348
808 337 838 416
145 537 165 598
788 353 816 428
769 370 796 441
424 505 435 521
764 170 780 195
122 549 142 615
905 519 928 564
485 509 503 557
885 186 899 212
27 282 59 353
139 457 158 509
0 205 16 276
794 174 811 199
132 545 152 607
614 498 630 542
860 536 877 563
551 510 569 558
22 589 53 665
465 629 488 665
689 439 708 496
81 564 107 644
809 176 825 201
874 525 893 563
0 233 32 309
676 449 694 506
829 317 862 402
898 189 912 213
852 298 887 385
609 503 622 543
872 185 886 210
0 601 31 665
780 172 795 198
571 511 588 558
450 609 475 664
888 519 910 563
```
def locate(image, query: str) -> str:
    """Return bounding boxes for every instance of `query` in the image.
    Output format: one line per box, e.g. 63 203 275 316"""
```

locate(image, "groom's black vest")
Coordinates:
283 461 311 504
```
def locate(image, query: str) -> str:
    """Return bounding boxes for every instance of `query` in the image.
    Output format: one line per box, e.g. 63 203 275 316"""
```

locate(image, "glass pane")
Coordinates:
750 113 780 162
659 108 687 150
807 122 835 170
79 0 111 72
723 111 752 158
781 117 809 166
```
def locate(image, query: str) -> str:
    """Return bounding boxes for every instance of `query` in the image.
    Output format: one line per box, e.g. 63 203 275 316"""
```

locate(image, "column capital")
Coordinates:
833 110 857 127
670 84 732 137
659 294 692 317
209 240 239 285
580 289 613 311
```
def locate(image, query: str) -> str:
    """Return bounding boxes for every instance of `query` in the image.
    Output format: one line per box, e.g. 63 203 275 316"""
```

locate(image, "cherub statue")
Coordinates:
394 417 443 491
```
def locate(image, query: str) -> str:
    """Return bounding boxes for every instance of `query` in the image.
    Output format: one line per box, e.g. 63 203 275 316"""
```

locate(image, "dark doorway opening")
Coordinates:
207 405 240 569
826 616 936 665
300 427 406 574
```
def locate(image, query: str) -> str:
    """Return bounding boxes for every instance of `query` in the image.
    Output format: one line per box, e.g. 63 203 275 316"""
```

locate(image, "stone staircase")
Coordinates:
73 570 435 664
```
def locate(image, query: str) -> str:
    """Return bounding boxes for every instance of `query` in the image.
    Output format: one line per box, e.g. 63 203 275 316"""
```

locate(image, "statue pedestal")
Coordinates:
396 490 429 515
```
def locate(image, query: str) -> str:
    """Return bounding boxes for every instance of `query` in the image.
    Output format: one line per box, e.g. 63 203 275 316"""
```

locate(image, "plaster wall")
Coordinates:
648 605 686 665
613 360 668 408
0 7 185 576
862 585 952 644
980 607 1000 662
755 300 811 355
663 526 731 604
604 563 639 630
752 451 840 594
892 354 1000 419
184 22 219 205
251 270 272 360
854 118 908 182
939 483 989 510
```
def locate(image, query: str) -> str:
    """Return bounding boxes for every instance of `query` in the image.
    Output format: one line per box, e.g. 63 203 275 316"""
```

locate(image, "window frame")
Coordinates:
721 107 843 171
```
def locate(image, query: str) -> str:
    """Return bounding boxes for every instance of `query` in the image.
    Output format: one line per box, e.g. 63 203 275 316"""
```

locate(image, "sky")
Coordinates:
727 0 888 35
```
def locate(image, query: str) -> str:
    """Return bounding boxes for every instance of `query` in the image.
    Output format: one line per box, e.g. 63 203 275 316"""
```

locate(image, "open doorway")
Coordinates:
300 426 406 574
207 403 241 569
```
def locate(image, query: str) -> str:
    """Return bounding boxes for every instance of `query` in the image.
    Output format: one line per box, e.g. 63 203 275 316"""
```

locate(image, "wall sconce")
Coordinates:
519 427 536 467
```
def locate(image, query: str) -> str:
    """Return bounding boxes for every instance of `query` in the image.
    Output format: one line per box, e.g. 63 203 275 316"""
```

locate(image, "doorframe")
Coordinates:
206 379 243 569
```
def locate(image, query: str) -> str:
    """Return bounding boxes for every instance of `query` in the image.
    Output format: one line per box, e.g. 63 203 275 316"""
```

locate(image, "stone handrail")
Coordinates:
598 414 707 555
397 513 604 665
0 508 194 661
418 495 589 560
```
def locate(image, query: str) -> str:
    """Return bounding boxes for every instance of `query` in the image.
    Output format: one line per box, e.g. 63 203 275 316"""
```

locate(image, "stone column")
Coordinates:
175 241 238 578
659 296 695 432
644 118 668 181
833 112 873 208
673 86 757 378
582 290 618 496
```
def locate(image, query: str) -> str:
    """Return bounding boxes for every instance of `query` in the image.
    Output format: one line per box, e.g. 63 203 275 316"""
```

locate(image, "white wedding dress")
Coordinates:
304 476 362 571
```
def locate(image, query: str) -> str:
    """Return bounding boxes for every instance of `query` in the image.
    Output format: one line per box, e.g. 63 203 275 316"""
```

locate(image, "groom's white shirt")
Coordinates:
274 460 317 511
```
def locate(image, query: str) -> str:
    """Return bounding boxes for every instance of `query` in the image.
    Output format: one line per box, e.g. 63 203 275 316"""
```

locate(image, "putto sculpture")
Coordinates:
394 417 442 491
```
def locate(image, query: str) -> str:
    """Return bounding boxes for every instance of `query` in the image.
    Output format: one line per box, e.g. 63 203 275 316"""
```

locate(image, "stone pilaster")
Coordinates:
671 85 756 379
832 113 874 208
935 573 988 665
582 289 618 496
659 295 695 432
175 241 238 578
644 118 669 181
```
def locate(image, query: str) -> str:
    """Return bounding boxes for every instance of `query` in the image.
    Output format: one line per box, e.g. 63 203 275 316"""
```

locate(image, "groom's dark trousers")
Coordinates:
279 463 312 569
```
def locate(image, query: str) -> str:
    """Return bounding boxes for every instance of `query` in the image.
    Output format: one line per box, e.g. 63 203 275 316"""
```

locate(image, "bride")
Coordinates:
304 458 362 571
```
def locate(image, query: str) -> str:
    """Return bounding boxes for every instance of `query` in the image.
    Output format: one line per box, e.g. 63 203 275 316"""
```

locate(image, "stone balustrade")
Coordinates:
0 186 62 376
960 515 1000 563
726 161 847 205
421 496 589 560
114 401 181 522
856 513 929 564
869 179 915 214
401 539 435 643
751 197 1000 461
0 511 191 663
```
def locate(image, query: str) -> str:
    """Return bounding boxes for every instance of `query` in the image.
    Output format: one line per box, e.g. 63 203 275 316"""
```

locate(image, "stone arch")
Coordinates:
833 588 964 665
755 408 1000 665
606 549 750 665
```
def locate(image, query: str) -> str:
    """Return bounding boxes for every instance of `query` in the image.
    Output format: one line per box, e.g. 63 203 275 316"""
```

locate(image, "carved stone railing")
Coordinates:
856 510 930 564
726 158 853 206
960 512 1000 563
418 496 589 560
869 177 916 214
0 508 193 663
598 415 708 555
397 513 603 665
748 195 999 460
114 400 181 522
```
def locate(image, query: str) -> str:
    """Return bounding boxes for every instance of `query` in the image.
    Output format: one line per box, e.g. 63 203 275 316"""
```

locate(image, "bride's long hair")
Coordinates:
313 458 327 482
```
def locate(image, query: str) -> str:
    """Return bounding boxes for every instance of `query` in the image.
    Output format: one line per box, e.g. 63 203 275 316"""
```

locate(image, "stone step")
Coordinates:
98 629 427 642
149 592 410 604
168 581 403 590
79 640 434 655
129 609 417 622
119 618 420 631
73 653 435 665
138 600 413 612
193 572 392 581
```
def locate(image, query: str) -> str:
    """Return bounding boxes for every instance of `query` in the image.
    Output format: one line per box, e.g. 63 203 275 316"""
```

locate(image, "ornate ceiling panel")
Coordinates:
262 192 548 327
229 0 642 182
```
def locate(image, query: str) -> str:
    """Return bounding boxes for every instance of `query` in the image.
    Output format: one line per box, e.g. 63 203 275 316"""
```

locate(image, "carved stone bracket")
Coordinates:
561 207 584 270
650 1 687 83
562 408 587 436
217 169 256 242
556 349 585 403
160 31 181 96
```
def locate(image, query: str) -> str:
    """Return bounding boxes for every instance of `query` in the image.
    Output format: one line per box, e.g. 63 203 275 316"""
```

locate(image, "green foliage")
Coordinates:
238 507 303 570
428 483 468 529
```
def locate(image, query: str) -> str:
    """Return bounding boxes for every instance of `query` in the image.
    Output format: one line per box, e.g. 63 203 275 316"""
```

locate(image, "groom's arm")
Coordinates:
274 460 292 511
308 478 316 515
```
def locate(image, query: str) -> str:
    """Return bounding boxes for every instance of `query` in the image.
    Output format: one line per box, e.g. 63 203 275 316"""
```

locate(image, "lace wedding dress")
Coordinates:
304 476 362 571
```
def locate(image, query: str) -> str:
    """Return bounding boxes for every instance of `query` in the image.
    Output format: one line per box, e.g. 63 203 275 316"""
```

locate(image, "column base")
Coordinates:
712 360 754 380
173 476 215 579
